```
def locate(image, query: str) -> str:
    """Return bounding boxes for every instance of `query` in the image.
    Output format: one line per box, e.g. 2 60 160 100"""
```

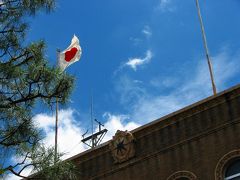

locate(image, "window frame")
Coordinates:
215 149 240 180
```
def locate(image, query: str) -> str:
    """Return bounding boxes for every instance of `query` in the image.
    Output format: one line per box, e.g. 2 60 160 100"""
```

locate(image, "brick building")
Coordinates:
68 85 240 179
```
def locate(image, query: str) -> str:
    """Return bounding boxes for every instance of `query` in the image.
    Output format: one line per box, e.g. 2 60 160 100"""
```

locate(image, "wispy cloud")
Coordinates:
142 25 152 38
179 49 240 97
157 0 175 13
129 37 142 46
125 50 153 71
130 25 152 46
115 75 146 106
150 77 177 89
116 48 240 123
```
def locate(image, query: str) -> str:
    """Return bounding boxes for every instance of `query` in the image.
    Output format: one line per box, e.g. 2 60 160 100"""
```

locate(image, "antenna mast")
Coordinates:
82 93 108 148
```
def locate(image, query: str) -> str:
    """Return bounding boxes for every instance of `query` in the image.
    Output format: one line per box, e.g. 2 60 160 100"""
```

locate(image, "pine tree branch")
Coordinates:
0 29 24 34
0 119 29 145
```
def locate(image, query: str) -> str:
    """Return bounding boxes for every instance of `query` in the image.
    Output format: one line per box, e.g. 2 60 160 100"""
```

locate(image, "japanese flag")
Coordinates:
58 35 82 71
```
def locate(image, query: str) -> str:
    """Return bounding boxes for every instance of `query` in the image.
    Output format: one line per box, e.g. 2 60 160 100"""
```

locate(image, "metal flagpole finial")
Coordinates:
195 0 217 95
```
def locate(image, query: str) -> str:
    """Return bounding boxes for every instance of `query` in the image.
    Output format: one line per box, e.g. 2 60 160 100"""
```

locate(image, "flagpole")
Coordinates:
54 97 58 163
55 49 60 163
195 0 217 95
54 35 81 158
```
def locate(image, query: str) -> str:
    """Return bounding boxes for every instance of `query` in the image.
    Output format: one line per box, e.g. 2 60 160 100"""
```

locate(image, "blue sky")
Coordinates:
6 0 240 178
26 0 240 116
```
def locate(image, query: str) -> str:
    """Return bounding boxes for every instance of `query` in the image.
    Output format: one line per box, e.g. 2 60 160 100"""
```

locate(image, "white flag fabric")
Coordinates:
58 35 82 71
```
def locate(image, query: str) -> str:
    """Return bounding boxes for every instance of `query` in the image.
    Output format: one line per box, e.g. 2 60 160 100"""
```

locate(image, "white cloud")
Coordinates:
6 109 141 179
34 109 87 159
115 51 153 75
102 113 141 141
34 109 141 155
125 50 153 71
142 25 152 38
6 109 87 179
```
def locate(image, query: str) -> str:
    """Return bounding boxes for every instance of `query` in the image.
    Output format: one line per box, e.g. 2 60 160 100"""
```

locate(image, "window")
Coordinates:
225 159 240 180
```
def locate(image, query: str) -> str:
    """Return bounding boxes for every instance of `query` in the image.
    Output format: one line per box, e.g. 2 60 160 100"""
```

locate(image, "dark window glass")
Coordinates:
225 159 240 180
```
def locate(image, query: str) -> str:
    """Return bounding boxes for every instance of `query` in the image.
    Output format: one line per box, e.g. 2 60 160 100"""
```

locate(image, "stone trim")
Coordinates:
215 149 240 180
167 170 197 180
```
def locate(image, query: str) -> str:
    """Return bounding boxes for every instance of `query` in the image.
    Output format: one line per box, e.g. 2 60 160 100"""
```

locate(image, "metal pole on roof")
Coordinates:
195 0 217 95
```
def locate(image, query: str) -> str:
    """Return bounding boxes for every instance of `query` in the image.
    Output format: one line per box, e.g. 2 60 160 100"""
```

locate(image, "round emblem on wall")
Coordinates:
109 130 135 163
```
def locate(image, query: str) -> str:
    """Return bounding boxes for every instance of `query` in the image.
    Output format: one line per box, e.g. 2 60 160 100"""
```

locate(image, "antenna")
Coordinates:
81 119 107 148
95 119 104 131
81 92 108 148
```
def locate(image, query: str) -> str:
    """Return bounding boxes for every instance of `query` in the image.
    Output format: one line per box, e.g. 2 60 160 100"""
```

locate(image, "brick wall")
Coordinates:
69 84 240 180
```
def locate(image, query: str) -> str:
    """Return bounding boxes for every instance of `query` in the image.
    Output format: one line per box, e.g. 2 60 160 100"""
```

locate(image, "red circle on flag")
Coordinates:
65 47 78 62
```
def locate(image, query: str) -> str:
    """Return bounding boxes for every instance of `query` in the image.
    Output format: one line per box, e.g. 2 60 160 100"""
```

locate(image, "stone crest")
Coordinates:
109 130 135 163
